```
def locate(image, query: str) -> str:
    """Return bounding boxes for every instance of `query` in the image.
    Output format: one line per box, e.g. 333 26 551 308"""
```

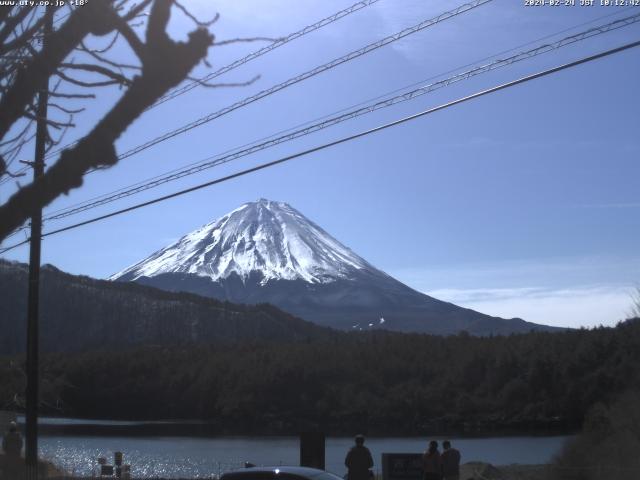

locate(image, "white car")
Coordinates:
220 466 344 480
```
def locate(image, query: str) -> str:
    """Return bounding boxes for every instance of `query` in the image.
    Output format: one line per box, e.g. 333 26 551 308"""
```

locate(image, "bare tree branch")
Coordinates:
0 1 116 142
23 111 74 130
0 7 33 47
60 62 133 86
0 0 213 242
3 132 36 167
78 40 142 71
78 30 120 55
187 74 260 89
48 103 85 115
631 287 640 319
113 16 147 60
214 37 280 47
0 10 53 56
0 119 34 147
122 0 154 21
48 91 96 100
55 69 124 88
2 168 27 179
0 8 13 26
174 1 219 27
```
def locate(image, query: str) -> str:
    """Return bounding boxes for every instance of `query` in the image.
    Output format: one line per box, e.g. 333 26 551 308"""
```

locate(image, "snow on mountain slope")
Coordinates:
111 199 377 285
111 199 562 335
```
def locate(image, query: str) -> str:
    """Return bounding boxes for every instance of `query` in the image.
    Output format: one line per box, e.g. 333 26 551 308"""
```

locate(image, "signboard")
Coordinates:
101 465 114 476
381 453 423 480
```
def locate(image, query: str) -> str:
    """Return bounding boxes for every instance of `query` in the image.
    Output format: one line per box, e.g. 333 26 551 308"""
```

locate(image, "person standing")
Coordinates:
422 440 442 480
345 434 373 480
441 441 461 480
2 421 23 478
2 422 22 458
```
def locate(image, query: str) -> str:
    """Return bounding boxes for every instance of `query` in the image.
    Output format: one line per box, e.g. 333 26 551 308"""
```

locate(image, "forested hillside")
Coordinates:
2 319 638 435
0 260 333 354
553 390 640 480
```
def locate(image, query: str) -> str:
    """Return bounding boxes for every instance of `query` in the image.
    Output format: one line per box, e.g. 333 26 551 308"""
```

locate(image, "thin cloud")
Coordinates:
575 203 640 209
426 285 634 328
371 1 475 62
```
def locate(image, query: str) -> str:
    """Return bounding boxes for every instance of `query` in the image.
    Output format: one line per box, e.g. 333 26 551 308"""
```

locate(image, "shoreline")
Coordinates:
15 414 576 439
27 462 556 480
32 423 575 439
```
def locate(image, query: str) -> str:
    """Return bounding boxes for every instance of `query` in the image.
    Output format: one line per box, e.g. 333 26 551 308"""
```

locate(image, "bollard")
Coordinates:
114 452 124 478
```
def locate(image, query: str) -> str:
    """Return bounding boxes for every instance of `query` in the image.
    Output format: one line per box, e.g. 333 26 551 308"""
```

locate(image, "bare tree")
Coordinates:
0 0 218 243
631 287 640 319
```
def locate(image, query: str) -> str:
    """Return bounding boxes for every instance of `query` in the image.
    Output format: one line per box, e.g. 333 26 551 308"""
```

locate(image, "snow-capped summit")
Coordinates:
111 199 376 285
112 199 559 335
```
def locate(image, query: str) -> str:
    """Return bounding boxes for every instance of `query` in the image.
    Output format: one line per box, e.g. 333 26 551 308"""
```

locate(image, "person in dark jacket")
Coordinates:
422 440 442 480
345 434 373 480
441 441 461 480
2 422 22 458
2 421 24 479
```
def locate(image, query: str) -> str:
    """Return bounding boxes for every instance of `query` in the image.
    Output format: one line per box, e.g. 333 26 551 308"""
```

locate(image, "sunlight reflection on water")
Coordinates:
39 438 245 478
39 434 571 479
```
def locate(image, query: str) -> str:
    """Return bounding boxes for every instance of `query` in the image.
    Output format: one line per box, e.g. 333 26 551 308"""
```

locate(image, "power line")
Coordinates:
114 0 493 163
0 165 29 185
0 2 475 189
39 0 385 163
39 12 640 223
4 6 637 243
2 38 638 255
32 0 492 184
0 7 99 185
2 4 632 189
0 5 67 185
153 0 384 107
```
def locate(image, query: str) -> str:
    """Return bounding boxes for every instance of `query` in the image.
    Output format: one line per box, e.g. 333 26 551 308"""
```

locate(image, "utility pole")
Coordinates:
25 7 53 478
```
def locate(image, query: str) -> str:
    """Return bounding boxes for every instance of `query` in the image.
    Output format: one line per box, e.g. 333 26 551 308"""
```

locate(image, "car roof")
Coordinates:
221 466 342 480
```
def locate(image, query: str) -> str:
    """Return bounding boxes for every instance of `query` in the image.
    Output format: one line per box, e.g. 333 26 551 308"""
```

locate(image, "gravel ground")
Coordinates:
461 462 551 480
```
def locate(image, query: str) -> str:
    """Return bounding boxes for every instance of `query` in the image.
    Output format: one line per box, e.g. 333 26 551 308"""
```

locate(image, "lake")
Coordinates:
28 417 571 478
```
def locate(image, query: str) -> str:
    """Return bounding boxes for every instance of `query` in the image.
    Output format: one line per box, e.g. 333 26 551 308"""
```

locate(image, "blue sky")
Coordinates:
1 0 639 328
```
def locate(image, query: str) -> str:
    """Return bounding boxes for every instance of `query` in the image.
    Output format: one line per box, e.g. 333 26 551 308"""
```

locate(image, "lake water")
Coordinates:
34 427 571 478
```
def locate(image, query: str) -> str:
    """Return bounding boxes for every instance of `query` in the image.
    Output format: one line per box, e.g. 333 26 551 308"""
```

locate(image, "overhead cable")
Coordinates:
2 38 638 254
1 4 631 189
39 0 385 162
40 12 640 222
154 0 385 107
108 0 495 163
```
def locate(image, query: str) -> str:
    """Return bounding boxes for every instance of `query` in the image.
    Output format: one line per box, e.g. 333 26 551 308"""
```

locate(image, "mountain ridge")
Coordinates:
0 259 334 354
112 199 560 335
112 199 379 285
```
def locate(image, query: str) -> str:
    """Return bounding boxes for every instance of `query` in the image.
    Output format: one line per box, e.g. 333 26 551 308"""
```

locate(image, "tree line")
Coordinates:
2 319 639 435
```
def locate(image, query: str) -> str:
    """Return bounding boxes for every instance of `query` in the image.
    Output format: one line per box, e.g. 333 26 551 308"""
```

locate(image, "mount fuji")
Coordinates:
111 199 556 335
